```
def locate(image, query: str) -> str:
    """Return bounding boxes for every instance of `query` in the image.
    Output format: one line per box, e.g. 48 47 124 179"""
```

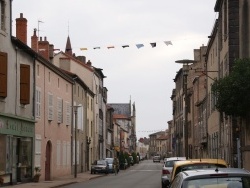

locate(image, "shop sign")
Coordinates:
0 117 34 137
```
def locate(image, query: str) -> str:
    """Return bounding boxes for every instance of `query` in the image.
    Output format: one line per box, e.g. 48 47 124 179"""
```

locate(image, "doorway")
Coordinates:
45 141 51 181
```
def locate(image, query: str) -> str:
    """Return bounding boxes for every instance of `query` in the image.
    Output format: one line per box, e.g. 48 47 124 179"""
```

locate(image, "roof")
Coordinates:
157 135 168 140
56 51 94 72
108 103 131 117
11 36 74 84
113 114 129 119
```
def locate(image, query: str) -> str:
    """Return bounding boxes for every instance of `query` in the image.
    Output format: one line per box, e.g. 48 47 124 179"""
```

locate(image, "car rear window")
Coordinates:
165 160 181 167
185 177 250 188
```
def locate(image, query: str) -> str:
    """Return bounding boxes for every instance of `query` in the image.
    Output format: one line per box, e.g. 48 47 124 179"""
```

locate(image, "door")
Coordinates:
45 141 51 181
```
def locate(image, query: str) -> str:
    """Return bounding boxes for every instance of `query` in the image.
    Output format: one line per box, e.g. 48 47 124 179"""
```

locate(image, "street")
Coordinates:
62 159 162 188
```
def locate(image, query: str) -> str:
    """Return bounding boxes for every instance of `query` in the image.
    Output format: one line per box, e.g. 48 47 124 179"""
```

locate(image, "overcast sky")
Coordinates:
12 0 217 139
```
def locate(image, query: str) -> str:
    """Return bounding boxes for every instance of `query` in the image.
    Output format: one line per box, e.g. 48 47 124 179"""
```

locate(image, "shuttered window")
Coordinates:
57 98 63 123
36 88 41 118
48 93 53 121
20 64 30 105
35 134 41 167
66 102 71 125
0 52 7 97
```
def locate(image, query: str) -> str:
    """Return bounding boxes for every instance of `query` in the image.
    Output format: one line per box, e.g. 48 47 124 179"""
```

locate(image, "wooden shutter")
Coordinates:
0 52 7 97
48 93 53 121
20 64 30 105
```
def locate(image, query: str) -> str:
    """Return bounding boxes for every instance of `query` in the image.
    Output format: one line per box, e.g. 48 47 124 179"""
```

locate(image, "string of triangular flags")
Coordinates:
80 41 173 51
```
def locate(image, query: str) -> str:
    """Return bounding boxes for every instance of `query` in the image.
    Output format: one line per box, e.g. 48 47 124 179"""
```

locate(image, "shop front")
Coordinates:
0 115 34 185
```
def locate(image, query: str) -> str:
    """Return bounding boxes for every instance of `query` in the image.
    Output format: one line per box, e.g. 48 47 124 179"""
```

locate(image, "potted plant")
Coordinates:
33 167 41 182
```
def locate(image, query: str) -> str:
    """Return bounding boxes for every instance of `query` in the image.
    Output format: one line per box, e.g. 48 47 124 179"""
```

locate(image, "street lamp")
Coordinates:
73 105 81 178
86 136 91 171
175 59 196 159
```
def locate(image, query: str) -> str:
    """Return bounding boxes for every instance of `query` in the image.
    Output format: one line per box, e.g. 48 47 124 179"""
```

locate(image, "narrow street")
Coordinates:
62 160 162 188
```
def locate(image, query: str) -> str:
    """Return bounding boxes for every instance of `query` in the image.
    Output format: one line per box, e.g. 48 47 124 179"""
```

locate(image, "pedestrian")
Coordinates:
113 157 119 175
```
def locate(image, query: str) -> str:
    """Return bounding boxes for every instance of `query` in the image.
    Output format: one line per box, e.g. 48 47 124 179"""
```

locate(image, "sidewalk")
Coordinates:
3 171 105 188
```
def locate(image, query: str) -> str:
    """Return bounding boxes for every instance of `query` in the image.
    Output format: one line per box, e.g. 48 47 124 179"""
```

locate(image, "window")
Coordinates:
36 88 41 118
48 93 53 121
0 51 7 97
0 0 5 31
20 64 30 105
57 98 63 123
57 140 61 167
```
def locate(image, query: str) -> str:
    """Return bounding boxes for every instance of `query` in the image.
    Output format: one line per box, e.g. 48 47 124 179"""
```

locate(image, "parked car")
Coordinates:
105 158 120 173
153 155 161 162
161 157 186 188
90 159 109 174
170 168 250 188
163 158 228 187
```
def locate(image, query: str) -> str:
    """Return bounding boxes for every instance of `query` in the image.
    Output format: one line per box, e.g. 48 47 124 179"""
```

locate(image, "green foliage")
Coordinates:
212 58 250 117
132 152 137 163
119 152 125 164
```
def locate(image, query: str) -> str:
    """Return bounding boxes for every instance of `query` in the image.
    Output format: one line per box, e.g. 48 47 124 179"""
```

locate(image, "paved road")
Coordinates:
62 160 163 188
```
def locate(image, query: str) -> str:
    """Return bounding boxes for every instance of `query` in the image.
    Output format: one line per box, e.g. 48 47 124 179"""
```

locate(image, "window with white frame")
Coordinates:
36 88 41 119
48 93 53 121
57 98 63 123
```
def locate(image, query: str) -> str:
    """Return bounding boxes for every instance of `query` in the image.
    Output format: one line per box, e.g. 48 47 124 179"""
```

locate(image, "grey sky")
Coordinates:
12 0 217 139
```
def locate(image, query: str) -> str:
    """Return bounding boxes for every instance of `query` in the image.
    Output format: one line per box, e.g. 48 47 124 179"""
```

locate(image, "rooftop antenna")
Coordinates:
38 19 44 39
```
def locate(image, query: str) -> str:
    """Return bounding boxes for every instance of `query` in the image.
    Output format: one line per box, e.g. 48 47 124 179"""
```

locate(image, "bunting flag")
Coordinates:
79 40 173 51
164 41 173 46
136 44 144 49
150 43 156 48
122 45 129 48
80 48 88 51
107 46 115 49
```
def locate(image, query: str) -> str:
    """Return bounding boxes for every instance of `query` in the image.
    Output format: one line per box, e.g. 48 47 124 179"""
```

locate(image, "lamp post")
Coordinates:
86 136 91 171
73 106 79 178
175 59 196 159
73 105 82 178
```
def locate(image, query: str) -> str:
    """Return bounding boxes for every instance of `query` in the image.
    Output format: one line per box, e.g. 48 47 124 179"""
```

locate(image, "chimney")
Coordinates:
86 60 92 66
16 13 27 44
76 56 86 63
38 36 50 60
49 44 54 60
31 29 38 52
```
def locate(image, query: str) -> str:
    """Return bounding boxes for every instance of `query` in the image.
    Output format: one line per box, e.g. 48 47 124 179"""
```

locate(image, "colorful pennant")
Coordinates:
79 41 172 51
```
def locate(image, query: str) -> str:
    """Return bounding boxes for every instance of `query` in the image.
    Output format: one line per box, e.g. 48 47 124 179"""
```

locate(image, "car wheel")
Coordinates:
91 170 93 174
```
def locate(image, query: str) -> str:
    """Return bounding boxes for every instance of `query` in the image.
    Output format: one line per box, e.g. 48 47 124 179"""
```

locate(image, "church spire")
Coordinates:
65 35 73 56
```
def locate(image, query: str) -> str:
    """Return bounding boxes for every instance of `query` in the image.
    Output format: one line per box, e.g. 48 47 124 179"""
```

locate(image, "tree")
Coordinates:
212 58 250 117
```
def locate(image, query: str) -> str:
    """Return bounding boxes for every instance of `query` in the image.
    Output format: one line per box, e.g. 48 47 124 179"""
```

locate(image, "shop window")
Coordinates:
20 64 30 105
0 51 7 98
